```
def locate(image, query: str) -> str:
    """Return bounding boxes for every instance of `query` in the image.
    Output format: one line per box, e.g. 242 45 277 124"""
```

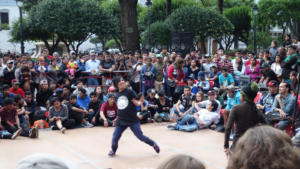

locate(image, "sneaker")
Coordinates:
153 144 160 154
29 127 38 138
61 127 66 134
108 150 115 157
11 128 22 140
85 122 94 128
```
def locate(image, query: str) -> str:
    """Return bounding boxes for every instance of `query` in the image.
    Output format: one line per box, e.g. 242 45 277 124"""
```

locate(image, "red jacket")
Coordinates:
167 65 185 84
9 87 25 98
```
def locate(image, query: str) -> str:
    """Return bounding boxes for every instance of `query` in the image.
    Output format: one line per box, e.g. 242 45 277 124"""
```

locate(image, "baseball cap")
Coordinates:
208 90 215 95
108 86 115 92
16 153 78 169
12 79 20 85
268 80 278 87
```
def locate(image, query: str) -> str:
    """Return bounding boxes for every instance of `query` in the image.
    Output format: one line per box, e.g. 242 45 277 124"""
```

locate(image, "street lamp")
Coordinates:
16 0 24 54
146 0 152 51
252 4 258 57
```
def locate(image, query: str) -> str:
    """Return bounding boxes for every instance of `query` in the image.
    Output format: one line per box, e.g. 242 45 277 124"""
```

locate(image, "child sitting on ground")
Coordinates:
136 93 151 124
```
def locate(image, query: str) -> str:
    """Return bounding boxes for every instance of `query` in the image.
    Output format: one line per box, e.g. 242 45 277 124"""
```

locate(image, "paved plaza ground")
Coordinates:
0 123 227 169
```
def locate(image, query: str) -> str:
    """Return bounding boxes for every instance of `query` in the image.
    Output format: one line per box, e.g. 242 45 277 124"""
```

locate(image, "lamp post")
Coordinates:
16 0 24 54
146 0 152 50
252 4 258 57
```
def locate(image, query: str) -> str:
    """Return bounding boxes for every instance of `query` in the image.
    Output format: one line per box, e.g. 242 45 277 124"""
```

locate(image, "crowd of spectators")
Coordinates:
0 36 299 142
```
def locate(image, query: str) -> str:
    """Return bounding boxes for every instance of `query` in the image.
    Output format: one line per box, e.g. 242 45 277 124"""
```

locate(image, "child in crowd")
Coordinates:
65 55 78 76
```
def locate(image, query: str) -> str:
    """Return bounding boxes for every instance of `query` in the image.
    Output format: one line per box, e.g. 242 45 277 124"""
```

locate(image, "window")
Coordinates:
0 12 9 24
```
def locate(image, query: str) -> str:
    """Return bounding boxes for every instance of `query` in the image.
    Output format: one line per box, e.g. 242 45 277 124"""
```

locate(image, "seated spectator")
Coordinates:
232 54 245 86
195 72 210 94
280 45 298 80
94 86 104 102
157 154 205 169
244 52 260 67
145 89 159 119
154 90 171 122
66 94 92 128
219 67 234 91
0 128 21 140
213 88 225 108
92 94 117 127
217 54 233 75
3 60 15 86
76 88 90 110
49 98 75 133
168 100 219 132
259 63 278 87
24 91 37 126
290 71 298 96
226 126 300 169
36 80 53 107
88 92 102 123
171 86 195 121
9 79 25 98
0 84 15 106
208 65 221 88
14 95 30 126
244 57 261 83
267 82 295 130
72 80 89 96
256 80 278 114
189 60 200 83
270 55 282 80
103 86 115 102
61 85 71 103
0 98 38 138
136 93 151 123
223 87 241 127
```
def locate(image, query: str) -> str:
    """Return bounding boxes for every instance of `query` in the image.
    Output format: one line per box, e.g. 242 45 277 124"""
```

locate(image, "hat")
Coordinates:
12 79 20 85
7 60 14 64
108 86 115 92
56 88 63 93
156 54 163 58
241 82 259 103
208 90 215 95
149 88 156 94
261 63 269 69
268 80 278 87
16 153 78 169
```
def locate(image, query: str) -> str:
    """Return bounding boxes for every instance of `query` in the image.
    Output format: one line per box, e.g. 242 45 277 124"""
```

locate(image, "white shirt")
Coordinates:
271 63 282 76
196 109 219 128
85 59 100 72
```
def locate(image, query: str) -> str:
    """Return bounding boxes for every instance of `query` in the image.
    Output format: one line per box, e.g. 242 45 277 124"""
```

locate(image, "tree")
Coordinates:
138 0 200 32
118 0 140 52
218 0 224 14
258 0 300 40
141 21 171 47
11 0 114 54
0 24 9 31
224 5 251 48
165 6 233 52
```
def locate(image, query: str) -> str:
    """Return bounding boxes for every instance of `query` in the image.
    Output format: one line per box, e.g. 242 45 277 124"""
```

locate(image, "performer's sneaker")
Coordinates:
153 144 160 154
108 150 115 157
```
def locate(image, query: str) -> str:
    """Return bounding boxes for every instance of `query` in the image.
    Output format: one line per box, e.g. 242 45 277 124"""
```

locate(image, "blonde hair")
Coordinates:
157 154 205 169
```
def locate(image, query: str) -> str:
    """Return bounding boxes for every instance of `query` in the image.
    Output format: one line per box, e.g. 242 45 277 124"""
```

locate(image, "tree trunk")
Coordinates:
200 37 206 54
234 35 239 49
166 0 172 17
118 0 140 52
218 0 224 14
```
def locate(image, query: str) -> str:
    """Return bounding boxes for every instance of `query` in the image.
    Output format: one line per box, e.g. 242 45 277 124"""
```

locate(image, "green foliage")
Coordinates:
247 31 275 51
165 5 233 41
138 0 200 31
105 39 118 49
223 0 253 9
141 21 171 46
224 5 251 44
0 24 10 31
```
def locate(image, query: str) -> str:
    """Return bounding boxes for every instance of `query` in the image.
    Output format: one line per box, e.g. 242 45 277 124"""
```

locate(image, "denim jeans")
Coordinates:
87 73 99 86
175 114 199 132
111 122 155 152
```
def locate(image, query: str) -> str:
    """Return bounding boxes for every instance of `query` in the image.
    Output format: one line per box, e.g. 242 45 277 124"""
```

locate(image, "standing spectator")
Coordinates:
154 54 164 92
34 56 48 83
0 85 15 106
41 48 53 63
9 79 25 98
167 57 185 101
85 50 100 86
292 38 300 49
65 55 78 77
49 98 75 133
244 57 261 83
36 80 53 107
141 57 156 94
244 52 260 68
100 52 115 87
224 82 265 155
282 34 292 47
269 40 279 59
3 60 15 86
232 54 245 86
